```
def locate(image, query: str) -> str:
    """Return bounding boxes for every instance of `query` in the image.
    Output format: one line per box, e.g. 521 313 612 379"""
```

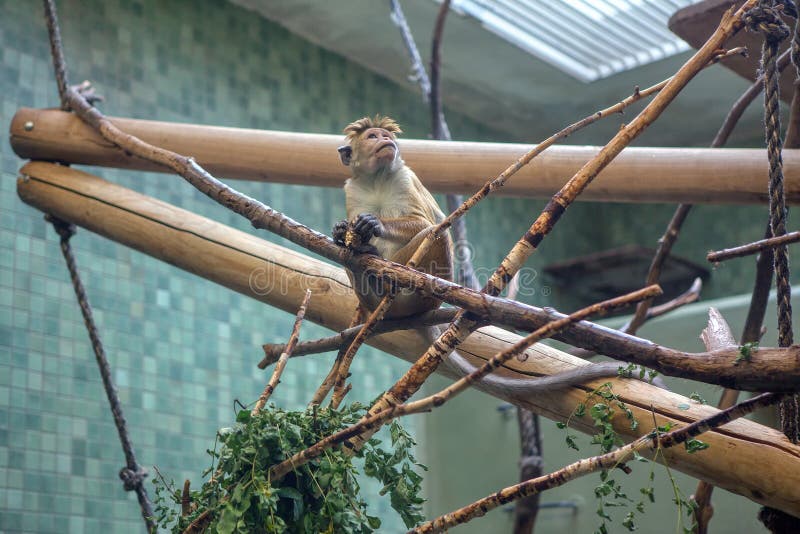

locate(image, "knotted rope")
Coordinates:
746 0 798 445
47 215 155 531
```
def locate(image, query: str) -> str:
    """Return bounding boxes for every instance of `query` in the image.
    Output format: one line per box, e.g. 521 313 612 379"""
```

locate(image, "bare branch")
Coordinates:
181 480 192 517
429 0 451 141
389 0 431 102
252 289 310 414
708 228 800 262
627 204 693 334
713 49 791 147
570 277 702 361
268 286 661 480
413 392 784 533
259 308 458 368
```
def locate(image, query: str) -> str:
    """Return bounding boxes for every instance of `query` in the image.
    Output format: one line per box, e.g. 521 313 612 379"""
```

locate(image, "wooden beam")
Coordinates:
17 161 800 516
11 107 800 204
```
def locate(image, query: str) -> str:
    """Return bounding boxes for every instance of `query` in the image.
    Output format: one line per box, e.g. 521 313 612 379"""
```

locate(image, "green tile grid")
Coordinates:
1 1 796 533
0 1 503 531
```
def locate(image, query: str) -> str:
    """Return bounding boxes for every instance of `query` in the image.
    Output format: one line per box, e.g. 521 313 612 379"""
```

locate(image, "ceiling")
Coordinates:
229 0 766 146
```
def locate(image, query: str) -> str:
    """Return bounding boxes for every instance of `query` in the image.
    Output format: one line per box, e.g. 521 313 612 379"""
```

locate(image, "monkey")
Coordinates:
333 115 452 319
332 115 663 396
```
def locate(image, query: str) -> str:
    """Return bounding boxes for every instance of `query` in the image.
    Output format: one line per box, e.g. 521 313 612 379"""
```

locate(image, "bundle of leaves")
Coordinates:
153 403 425 533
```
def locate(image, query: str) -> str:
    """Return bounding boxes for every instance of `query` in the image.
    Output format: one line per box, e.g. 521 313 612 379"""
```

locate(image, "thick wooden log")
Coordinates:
16 161 800 516
10 108 800 204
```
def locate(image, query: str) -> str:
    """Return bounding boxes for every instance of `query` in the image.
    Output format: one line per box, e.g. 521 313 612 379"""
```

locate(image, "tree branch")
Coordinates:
708 228 800 262
268 286 661 480
48 0 799 394
413 392 784 533
259 308 458 368
252 289 310 414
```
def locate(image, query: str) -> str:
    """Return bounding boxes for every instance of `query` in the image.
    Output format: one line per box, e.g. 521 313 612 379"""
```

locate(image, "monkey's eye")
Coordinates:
367 133 377 139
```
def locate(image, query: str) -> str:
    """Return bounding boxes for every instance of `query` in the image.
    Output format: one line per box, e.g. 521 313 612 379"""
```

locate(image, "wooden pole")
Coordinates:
16 161 800 516
11 108 800 204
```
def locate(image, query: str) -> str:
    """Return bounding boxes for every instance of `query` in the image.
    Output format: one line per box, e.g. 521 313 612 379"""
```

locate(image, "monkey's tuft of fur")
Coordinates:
343 115 402 142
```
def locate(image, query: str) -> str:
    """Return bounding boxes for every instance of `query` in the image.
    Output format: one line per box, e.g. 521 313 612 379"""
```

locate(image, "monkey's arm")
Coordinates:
444 351 663 396
376 216 431 245
383 218 452 279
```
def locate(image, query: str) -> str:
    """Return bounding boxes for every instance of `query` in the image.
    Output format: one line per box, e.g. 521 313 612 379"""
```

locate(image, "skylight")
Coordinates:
447 0 701 82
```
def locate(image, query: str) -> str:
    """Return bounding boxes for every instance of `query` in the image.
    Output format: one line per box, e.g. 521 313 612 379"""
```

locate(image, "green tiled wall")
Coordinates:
2 1 797 533
0 1 506 532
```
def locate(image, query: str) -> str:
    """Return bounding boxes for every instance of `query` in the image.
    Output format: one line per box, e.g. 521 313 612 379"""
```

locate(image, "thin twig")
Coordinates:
268 286 661 480
693 223 773 534
712 49 791 147
429 0 451 141
49 14 800 392
326 0 461 409
569 277 702 360
310 308 361 406
628 277 702 325
389 0 432 103
708 228 800 262
413 392 784 533
329 298 392 408
388 0 477 289
404 46 747 273
346 6 760 452
181 479 192 517
626 204 694 335
259 308 458 368
252 289 311 414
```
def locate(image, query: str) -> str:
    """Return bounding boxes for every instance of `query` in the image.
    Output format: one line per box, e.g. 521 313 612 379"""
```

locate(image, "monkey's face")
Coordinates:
357 127 399 174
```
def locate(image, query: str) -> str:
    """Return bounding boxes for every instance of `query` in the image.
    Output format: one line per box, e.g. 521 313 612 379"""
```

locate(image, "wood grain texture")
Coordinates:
16 161 800 516
11 108 800 204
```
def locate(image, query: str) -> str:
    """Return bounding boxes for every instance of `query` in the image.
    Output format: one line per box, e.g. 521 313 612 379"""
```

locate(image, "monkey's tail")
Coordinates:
443 351 668 398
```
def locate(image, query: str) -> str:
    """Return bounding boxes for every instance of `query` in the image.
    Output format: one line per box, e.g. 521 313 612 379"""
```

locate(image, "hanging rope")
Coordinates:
42 0 69 110
47 215 155 532
745 0 798 440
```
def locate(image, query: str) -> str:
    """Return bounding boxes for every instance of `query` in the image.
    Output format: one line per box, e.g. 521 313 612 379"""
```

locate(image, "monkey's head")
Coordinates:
338 115 403 175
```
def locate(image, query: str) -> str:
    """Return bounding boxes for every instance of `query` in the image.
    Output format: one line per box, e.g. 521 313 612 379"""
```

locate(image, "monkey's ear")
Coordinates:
337 145 353 166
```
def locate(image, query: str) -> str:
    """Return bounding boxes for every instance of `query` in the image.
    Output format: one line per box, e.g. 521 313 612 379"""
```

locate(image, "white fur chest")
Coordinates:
344 175 414 220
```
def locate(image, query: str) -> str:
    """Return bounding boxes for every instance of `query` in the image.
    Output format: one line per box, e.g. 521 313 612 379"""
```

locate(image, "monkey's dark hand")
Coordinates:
353 213 384 240
351 214 383 255
332 217 381 255
332 220 349 246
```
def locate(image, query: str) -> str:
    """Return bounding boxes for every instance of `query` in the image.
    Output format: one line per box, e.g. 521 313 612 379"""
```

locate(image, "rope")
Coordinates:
747 0 798 442
47 216 155 531
43 0 70 110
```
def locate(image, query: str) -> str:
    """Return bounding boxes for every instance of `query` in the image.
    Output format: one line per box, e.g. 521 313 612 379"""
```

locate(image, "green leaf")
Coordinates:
565 434 579 451
689 392 707 404
685 439 710 454
217 503 240 534
236 410 251 424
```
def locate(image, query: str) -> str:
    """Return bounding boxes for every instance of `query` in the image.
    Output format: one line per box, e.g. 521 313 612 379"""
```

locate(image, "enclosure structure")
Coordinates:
4 1 791 528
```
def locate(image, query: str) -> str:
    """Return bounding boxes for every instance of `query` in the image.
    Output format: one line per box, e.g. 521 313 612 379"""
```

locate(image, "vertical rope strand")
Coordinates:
746 0 799 445
48 217 155 532
42 0 70 110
